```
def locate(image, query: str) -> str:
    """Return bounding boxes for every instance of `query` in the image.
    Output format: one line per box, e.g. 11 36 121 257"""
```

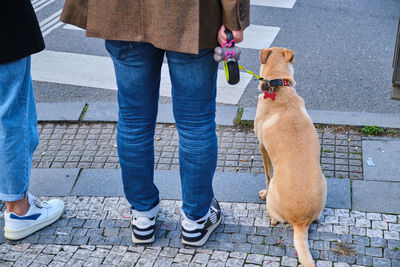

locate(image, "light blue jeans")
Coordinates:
0 56 39 202
105 41 218 220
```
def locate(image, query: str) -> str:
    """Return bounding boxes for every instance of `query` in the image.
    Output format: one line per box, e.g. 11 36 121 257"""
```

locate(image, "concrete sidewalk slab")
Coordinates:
83 102 118 121
29 168 80 196
325 178 351 209
352 180 400 214
37 102 85 121
363 140 400 182
242 107 400 129
82 103 237 125
51 169 349 209
71 169 124 196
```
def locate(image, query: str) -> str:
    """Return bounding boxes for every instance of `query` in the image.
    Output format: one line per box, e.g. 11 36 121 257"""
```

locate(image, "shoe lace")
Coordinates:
29 194 50 209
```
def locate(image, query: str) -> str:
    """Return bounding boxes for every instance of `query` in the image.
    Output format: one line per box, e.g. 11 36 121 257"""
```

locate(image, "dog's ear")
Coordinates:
283 49 294 64
260 49 272 64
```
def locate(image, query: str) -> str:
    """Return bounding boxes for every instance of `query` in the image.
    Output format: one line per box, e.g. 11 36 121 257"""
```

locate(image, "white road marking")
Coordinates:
63 24 85 31
251 0 297 9
39 9 63 37
33 0 48 8
31 50 252 105
34 0 56 12
239 24 280 50
42 21 64 37
39 9 62 27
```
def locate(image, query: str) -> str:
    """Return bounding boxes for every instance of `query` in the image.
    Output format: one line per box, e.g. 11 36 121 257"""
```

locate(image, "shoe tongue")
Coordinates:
134 217 152 227
28 193 43 208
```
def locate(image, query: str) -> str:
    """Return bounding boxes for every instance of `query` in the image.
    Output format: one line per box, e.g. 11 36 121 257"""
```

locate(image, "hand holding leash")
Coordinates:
214 29 241 85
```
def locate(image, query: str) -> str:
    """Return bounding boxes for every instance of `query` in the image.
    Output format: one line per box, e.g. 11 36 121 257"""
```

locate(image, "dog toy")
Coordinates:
214 29 241 85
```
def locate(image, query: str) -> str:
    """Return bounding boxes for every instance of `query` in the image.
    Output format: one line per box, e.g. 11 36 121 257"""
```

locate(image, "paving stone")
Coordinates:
219 242 235 252
246 253 264 265
53 251 73 262
353 180 400 214
71 169 124 196
37 102 85 121
83 257 104 266
83 103 118 122
226 257 245 266
34 254 54 265
316 260 333 267
30 168 79 196
71 236 89 245
268 246 285 256
174 253 192 264
363 140 400 182
372 257 391 267
251 245 269 254
281 256 298 267
12 257 34 267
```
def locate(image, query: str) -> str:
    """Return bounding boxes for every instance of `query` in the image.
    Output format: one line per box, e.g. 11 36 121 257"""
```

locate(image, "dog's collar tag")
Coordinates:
263 91 276 101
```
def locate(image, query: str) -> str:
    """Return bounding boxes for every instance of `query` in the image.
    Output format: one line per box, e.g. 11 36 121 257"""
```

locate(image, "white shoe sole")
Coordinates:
4 205 65 241
181 215 222 247
131 232 155 244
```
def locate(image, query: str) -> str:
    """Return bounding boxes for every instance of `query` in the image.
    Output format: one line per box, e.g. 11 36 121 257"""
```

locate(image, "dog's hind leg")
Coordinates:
258 144 273 200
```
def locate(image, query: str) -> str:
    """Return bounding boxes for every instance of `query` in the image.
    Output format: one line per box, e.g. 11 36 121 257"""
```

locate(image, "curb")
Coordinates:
37 102 400 129
37 103 238 126
242 107 400 129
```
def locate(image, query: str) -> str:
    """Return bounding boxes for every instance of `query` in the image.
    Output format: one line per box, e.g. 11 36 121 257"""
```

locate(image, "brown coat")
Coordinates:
60 0 250 54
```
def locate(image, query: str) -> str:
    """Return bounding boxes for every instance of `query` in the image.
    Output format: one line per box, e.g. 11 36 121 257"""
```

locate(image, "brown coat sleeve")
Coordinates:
220 0 250 31
60 0 88 29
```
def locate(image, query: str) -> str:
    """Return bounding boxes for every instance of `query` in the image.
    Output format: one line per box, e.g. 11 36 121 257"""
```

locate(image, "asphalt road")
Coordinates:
33 0 400 114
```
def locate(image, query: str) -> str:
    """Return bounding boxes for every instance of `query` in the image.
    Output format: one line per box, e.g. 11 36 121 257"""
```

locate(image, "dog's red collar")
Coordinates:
262 79 292 100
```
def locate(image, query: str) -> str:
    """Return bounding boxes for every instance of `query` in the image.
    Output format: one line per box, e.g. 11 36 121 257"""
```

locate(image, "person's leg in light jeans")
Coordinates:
166 49 218 220
0 56 39 203
106 41 218 220
105 40 164 215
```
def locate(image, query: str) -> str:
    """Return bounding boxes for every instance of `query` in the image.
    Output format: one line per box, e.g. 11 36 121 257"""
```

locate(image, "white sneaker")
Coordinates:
181 198 222 247
131 202 159 244
4 193 64 240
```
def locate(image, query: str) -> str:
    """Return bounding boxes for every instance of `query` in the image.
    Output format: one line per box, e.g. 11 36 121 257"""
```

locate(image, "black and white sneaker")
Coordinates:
181 198 222 247
130 203 159 244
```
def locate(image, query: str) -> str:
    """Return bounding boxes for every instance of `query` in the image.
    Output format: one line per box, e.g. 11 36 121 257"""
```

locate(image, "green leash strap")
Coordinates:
238 64 265 82
223 62 265 83
223 61 230 82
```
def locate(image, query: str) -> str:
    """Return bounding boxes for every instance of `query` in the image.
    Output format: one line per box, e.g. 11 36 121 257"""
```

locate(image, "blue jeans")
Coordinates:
105 41 218 220
0 56 39 202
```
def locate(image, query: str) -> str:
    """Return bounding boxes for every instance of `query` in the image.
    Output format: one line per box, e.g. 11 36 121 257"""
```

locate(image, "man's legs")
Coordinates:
106 40 164 243
166 49 221 246
0 56 64 240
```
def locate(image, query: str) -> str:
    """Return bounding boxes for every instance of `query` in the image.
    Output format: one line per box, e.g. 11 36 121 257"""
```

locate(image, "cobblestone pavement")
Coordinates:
1 197 400 266
33 122 363 179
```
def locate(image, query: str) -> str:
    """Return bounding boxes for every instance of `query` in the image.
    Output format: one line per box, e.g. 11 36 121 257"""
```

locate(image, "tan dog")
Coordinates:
254 47 327 267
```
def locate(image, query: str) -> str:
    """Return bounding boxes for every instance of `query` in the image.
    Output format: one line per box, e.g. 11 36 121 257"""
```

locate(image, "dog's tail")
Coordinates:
293 224 315 267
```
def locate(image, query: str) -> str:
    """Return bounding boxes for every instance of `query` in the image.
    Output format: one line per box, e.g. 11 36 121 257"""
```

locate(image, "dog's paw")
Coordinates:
258 189 267 200
270 217 278 226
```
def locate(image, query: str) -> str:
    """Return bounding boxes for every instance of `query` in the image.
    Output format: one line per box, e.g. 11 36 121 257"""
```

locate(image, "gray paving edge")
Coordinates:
37 102 400 129
36 102 85 121
29 168 350 209
242 107 400 129
37 102 238 126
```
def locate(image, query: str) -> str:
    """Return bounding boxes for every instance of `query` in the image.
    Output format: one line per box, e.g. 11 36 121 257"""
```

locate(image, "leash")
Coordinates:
213 31 292 100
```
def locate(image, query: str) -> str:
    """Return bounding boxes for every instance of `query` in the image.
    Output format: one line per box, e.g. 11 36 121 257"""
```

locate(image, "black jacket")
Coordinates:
0 0 45 64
